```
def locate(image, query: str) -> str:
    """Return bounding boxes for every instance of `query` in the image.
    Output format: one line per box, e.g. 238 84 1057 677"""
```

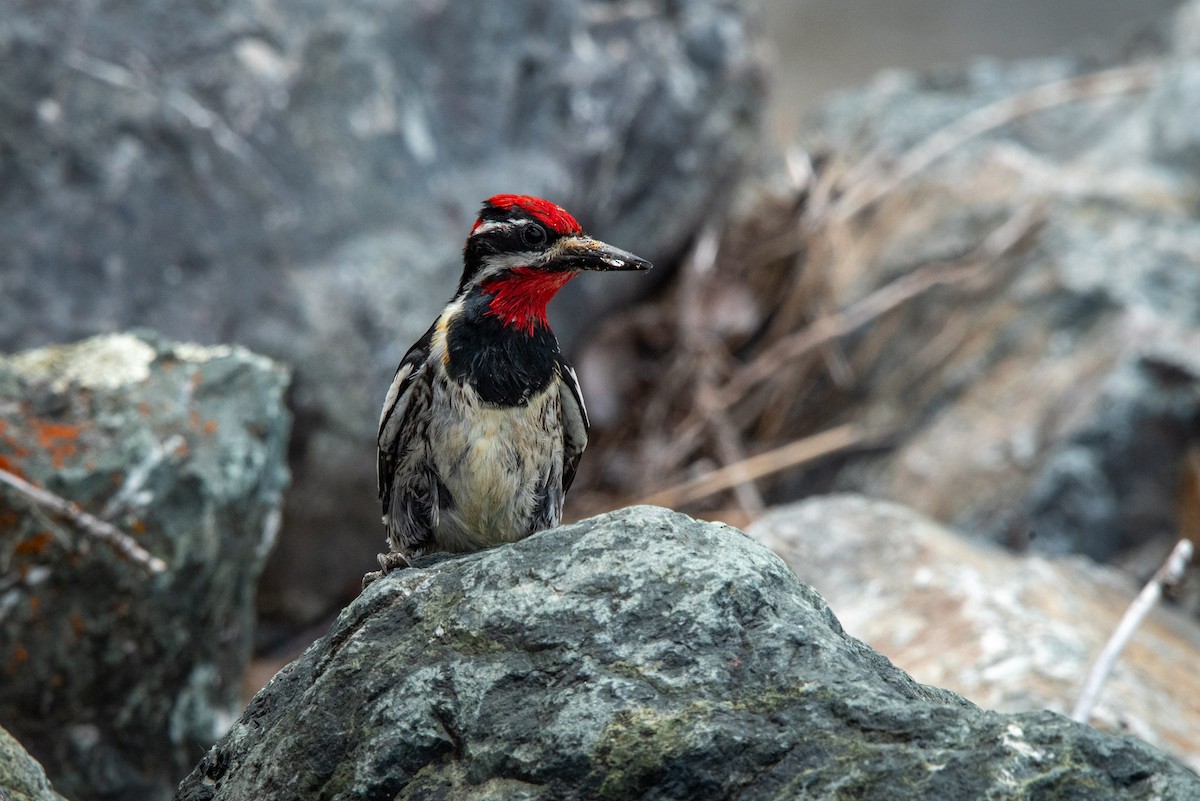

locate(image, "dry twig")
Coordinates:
1071 538 1194 724
719 203 1043 409
639 423 870 509
682 227 765 515
638 224 768 517
582 64 1152 512
0 465 168 574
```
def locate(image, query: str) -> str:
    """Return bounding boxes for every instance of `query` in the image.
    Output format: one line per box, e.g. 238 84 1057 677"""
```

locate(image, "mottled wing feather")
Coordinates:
377 323 436 514
557 357 590 494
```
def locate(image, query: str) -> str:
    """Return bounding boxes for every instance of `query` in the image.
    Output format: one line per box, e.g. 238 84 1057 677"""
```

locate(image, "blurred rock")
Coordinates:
749 494 1200 774
0 0 765 632
776 1 1200 566
0 726 65 801
176 506 1198 800
0 332 290 801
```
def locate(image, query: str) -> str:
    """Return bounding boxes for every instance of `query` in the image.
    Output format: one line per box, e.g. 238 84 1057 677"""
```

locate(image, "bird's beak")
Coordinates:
554 235 653 272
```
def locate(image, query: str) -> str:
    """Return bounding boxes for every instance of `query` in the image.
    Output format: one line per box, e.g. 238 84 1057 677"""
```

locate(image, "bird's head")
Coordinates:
457 194 652 335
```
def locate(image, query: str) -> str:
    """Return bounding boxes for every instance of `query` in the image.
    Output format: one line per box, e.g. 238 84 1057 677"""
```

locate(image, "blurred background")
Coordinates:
763 0 1177 134
3 1 1200 798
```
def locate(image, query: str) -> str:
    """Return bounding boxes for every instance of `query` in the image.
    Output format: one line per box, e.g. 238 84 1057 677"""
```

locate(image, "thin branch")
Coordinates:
639 423 870 509
1071 538 1193 724
0 466 168 574
677 226 766 517
832 63 1160 221
697 385 766 517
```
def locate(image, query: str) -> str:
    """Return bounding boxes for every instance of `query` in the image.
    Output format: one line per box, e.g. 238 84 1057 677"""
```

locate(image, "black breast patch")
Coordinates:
447 295 561 406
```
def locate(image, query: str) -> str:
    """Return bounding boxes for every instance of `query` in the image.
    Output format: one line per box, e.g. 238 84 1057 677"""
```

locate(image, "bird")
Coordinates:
371 194 651 578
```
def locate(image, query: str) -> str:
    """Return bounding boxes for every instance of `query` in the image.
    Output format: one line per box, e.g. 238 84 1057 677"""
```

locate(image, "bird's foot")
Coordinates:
361 550 414 589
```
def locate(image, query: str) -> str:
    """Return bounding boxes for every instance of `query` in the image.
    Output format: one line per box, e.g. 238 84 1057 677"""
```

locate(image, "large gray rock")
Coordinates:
750 0 1200 568
176 506 1199 800
0 332 291 801
0 726 65 801
0 0 765 629
749 494 1200 774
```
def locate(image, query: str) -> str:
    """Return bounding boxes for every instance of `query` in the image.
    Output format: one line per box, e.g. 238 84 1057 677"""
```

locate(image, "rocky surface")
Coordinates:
0 0 765 630
177 506 1198 800
750 494 1200 773
0 726 65 801
0 332 291 801
766 0 1200 570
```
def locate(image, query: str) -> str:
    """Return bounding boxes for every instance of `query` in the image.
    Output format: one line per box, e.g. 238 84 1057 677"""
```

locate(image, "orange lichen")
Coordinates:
33 422 79 445
52 447 76 468
130 518 147 534
70 612 86 636
0 454 25 479
13 531 53 556
203 419 218 435
0 510 19 530
28 595 40 617
29 420 84 468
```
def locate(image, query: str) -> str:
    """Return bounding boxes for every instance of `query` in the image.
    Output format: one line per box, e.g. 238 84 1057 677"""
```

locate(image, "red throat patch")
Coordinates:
485 194 582 235
481 268 575 336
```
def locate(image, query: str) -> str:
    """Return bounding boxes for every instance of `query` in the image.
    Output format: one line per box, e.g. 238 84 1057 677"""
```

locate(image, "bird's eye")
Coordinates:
521 223 548 247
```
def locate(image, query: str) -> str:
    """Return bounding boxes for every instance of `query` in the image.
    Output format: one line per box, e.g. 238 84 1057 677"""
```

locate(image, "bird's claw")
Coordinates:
361 550 413 589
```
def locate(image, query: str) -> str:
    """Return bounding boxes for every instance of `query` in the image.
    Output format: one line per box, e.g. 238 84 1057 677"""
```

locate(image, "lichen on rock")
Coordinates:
177 506 1200 801
0 331 291 801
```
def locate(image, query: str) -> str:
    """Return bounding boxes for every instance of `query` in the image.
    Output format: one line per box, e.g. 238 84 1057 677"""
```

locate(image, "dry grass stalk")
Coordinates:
640 423 869 509
655 225 766 517
583 65 1155 519
718 201 1044 411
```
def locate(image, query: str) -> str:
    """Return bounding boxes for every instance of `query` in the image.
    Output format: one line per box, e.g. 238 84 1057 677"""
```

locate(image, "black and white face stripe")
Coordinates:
457 214 564 295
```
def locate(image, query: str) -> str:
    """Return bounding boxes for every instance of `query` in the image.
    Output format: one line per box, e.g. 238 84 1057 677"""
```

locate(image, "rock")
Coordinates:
0 0 765 631
175 506 1199 800
0 332 291 801
765 1 1200 569
0 726 65 801
749 494 1200 774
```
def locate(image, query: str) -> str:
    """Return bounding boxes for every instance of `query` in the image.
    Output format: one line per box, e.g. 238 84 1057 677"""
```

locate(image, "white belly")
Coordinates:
428 383 563 551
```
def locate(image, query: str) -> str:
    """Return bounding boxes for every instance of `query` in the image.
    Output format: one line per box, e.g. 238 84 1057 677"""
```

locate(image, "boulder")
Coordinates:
0 0 765 630
176 506 1199 800
0 726 65 801
749 494 1200 773
0 332 291 801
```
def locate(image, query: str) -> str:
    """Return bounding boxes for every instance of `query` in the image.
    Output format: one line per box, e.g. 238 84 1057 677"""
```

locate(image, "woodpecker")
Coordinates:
371 194 651 576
